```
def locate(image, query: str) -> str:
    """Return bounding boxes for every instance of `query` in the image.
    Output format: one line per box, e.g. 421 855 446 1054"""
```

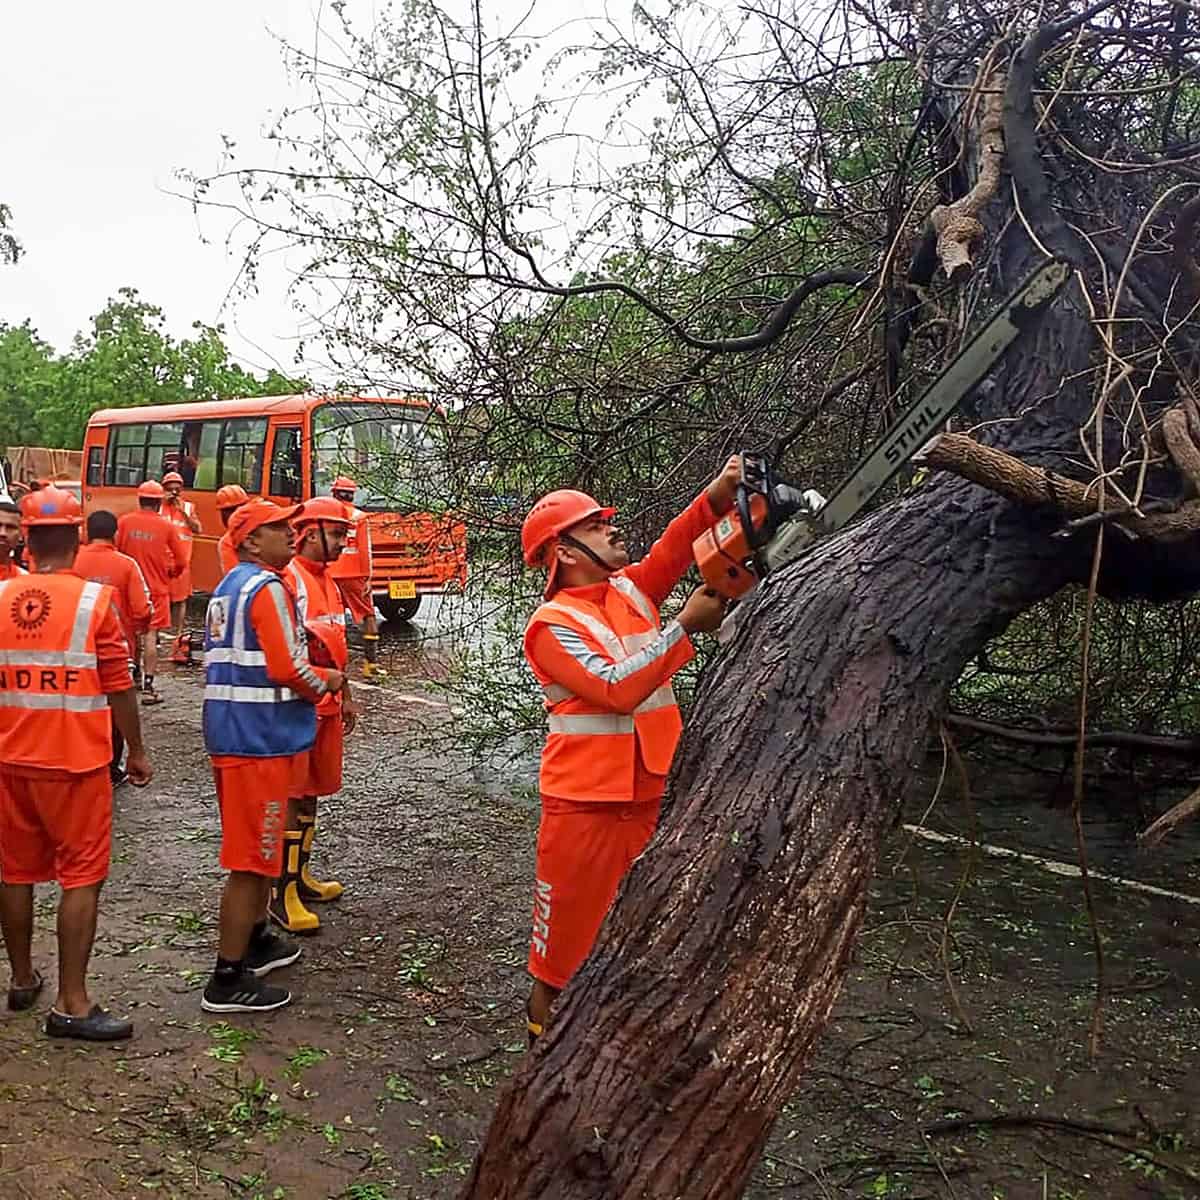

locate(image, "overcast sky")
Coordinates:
1 1 346 378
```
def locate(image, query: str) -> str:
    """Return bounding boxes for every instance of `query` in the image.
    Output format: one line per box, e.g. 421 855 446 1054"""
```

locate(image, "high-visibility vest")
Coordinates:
0 573 114 772
523 573 682 802
328 507 372 580
165 499 196 563
202 562 317 758
286 557 347 717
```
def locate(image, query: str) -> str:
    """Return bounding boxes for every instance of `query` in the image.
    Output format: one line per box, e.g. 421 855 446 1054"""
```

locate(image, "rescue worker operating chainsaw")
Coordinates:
519 456 740 1043
270 498 359 935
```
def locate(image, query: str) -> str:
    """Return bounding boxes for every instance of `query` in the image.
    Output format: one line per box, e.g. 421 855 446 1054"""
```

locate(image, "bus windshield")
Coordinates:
312 401 441 512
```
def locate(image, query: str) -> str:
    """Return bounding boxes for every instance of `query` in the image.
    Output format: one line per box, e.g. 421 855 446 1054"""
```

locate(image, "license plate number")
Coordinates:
388 580 417 600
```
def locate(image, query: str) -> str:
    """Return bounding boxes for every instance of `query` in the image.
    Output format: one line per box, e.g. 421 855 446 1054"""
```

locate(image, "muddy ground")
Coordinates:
1 654 1198 1200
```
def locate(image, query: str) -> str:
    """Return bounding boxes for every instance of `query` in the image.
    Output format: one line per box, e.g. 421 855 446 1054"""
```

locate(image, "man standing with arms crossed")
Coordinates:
0 487 152 1040
116 480 185 705
201 499 345 1013
328 476 384 679
73 511 153 785
269 498 358 934
518 457 739 1042
162 471 202 661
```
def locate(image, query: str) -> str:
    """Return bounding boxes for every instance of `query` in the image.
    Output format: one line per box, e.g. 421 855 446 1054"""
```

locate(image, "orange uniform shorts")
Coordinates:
336 577 373 622
212 756 292 876
149 590 172 631
0 766 113 889
169 566 193 605
527 795 661 990
289 714 344 799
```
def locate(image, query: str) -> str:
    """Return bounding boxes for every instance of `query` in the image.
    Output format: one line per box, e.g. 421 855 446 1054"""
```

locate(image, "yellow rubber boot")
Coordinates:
297 814 343 903
268 830 320 934
362 633 387 681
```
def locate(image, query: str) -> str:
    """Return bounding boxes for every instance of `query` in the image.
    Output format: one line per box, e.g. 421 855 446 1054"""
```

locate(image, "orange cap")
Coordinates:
19 486 83 527
162 471 184 487
137 480 165 500
227 499 302 548
292 496 353 530
331 476 357 494
215 484 249 510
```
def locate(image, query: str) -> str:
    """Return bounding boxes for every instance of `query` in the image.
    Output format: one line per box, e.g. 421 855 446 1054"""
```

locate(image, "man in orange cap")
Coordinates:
269 497 358 934
215 485 250 577
327 477 383 679
0 486 152 1041
115 480 185 704
517 457 740 1043
0 499 26 581
162 472 202 656
201 499 345 1013
73 510 153 785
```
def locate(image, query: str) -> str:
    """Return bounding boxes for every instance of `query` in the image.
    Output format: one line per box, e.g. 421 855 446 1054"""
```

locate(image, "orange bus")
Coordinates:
81 395 467 622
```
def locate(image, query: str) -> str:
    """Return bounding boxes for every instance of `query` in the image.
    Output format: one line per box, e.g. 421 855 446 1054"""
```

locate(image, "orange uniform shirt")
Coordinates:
72 541 153 657
115 510 185 597
286 554 349 718
0 559 26 581
217 533 238 576
525 492 716 803
163 498 197 564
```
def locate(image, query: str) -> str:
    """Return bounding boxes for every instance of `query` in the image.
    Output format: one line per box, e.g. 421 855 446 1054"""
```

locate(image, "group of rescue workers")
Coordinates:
0 455 739 1047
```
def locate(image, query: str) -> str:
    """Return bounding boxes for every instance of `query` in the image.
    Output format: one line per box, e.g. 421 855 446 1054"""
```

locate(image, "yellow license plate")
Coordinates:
388 580 417 600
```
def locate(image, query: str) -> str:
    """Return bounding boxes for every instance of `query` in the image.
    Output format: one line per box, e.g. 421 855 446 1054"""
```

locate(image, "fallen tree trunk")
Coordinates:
943 712 1200 758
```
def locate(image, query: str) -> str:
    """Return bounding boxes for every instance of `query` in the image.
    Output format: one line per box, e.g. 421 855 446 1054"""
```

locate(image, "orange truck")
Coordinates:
81 395 466 622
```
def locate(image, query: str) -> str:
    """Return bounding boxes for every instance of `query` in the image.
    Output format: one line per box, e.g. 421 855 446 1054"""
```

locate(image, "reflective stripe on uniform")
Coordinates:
0 649 98 669
69 581 103 654
204 647 268 667
0 691 108 712
204 684 301 704
547 712 635 735
548 620 684 686
542 683 573 703
609 574 657 625
636 684 677 714
539 601 627 660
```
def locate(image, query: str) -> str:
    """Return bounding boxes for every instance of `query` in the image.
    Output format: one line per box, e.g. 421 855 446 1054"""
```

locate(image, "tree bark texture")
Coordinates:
463 258 1113 1199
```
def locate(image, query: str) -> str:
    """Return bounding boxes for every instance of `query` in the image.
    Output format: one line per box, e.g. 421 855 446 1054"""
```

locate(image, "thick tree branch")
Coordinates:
1139 783 1200 847
944 712 1200 758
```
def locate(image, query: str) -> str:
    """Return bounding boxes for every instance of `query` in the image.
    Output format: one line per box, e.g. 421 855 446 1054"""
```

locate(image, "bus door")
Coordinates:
265 423 303 505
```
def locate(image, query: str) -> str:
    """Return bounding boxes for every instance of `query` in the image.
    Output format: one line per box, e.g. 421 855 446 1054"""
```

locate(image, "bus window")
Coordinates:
107 424 149 486
220 418 267 492
147 423 184 479
193 422 221 489
269 427 303 500
86 446 103 487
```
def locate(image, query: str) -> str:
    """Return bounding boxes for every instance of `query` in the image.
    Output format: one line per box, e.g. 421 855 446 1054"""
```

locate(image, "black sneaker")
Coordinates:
110 766 128 788
45 1005 133 1041
244 930 302 978
201 970 291 1014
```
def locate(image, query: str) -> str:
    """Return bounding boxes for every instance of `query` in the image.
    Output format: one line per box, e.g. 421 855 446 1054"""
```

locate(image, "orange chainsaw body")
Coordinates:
692 491 770 600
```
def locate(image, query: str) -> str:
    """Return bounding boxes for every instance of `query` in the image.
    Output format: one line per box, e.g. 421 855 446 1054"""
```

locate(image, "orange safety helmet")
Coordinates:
19 485 83 527
137 480 165 500
330 476 357 495
162 471 184 487
292 496 353 530
215 484 249 510
521 489 615 567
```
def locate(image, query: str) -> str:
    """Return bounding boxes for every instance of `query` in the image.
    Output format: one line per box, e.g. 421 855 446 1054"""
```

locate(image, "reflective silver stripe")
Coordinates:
204 647 268 666
609 574 657 625
539 601 627 661
231 571 273 652
267 575 324 692
549 620 685 685
547 713 634 735
204 684 301 704
69 581 104 654
621 629 657 655
0 691 108 712
636 684 677 714
0 650 98 669
288 562 310 623
543 683 573 703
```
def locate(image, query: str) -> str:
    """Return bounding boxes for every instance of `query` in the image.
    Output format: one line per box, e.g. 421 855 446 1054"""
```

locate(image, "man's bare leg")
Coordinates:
0 882 37 990
56 882 103 1017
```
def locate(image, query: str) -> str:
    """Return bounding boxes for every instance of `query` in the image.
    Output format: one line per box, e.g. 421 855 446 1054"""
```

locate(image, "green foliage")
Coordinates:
0 287 307 451
0 202 19 266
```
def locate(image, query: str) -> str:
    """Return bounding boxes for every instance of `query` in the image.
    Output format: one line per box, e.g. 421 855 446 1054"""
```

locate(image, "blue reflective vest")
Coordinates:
202 562 317 758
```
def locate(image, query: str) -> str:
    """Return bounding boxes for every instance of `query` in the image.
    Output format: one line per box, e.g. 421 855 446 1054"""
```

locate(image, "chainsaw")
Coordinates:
693 257 1072 602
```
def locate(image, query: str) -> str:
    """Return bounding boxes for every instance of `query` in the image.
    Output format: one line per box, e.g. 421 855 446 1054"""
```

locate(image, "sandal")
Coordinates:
7 970 44 1012
141 689 164 707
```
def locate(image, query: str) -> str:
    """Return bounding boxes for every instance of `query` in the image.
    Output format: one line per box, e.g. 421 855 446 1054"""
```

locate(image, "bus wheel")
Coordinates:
378 595 421 624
